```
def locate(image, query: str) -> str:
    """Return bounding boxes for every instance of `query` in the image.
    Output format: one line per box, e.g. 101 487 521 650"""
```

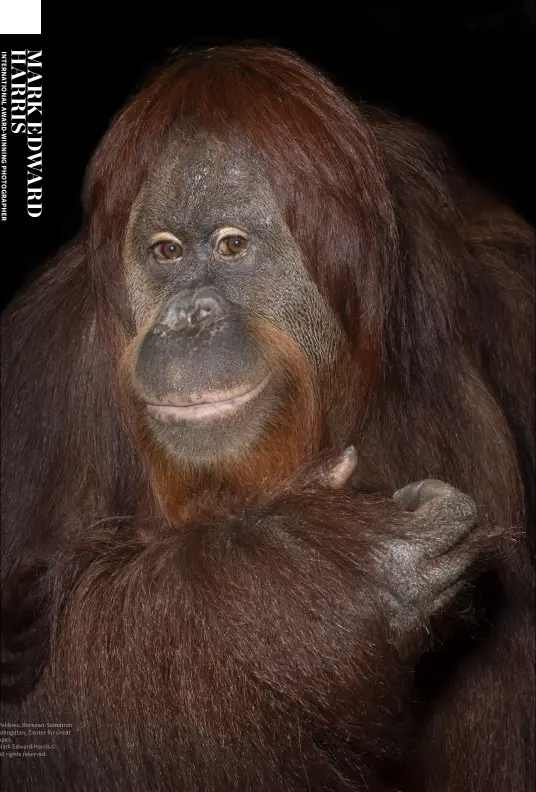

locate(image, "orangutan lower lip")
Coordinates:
146 376 271 423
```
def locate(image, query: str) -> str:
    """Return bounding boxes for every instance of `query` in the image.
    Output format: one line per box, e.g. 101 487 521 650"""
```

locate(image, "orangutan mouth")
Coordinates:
146 376 271 423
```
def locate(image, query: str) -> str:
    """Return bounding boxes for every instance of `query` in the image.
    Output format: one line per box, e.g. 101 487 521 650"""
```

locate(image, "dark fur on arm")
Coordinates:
2 483 508 792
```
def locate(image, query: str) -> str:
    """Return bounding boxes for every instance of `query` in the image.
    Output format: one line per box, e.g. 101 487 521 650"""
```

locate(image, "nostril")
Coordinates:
191 304 212 324
189 295 223 326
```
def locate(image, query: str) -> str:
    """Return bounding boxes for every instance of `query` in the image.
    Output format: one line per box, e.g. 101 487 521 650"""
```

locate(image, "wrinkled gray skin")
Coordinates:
389 477 479 650
320 449 480 653
124 132 348 465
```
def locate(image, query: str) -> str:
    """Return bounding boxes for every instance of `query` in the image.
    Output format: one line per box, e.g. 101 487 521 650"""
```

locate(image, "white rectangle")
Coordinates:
1 0 41 34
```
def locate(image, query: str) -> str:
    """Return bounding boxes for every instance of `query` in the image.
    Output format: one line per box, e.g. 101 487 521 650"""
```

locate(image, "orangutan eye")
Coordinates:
151 236 183 262
214 228 249 260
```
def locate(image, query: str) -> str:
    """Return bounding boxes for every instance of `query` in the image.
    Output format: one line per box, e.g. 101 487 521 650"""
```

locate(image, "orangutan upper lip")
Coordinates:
146 376 271 423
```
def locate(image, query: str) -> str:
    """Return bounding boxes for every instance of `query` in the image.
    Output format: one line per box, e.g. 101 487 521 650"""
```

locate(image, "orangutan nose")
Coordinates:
155 287 228 331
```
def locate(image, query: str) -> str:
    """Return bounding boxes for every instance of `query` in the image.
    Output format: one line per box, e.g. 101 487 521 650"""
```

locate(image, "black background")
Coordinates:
1 0 534 310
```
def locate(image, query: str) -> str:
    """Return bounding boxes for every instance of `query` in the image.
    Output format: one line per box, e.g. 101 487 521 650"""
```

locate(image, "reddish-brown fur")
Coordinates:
121 317 324 524
1 46 534 791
